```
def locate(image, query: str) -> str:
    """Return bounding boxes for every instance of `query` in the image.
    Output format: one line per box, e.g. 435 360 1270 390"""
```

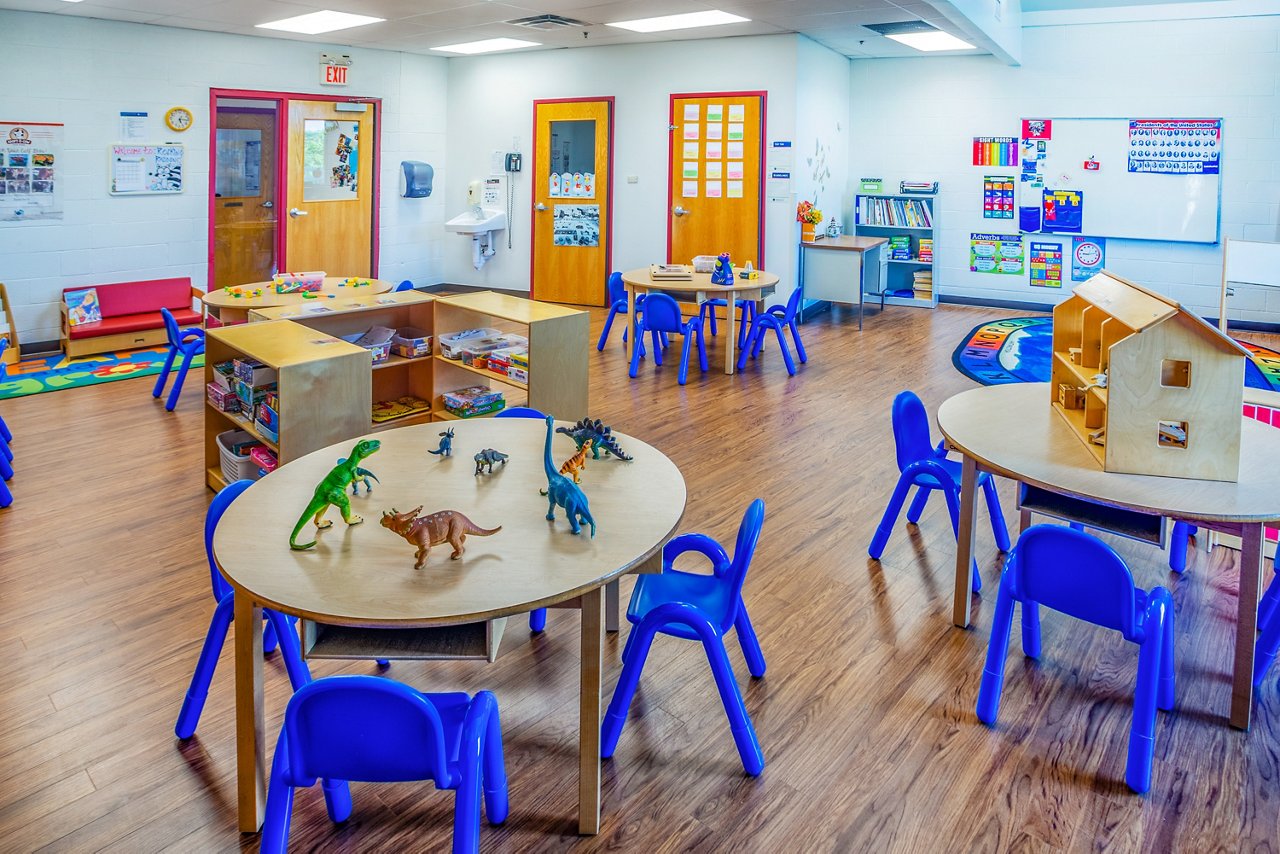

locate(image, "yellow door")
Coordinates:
286 100 374 275
213 106 277 288
667 94 764 268
532 99 612 306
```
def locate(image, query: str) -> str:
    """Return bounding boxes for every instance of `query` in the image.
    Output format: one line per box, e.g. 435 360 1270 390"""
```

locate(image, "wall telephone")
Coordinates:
505 152 522 173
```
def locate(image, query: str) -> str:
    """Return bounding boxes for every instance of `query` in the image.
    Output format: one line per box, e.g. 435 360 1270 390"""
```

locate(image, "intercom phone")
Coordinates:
505 152 522 173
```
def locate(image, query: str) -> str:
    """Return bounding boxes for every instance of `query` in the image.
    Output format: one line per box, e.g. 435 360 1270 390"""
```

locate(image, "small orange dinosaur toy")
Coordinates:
379 506 501 568
558 439 593 483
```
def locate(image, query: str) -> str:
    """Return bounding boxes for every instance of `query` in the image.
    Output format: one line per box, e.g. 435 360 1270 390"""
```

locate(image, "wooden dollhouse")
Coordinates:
1050 271 1249 482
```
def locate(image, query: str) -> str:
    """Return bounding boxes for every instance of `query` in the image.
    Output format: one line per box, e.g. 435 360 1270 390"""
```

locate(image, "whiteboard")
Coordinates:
1019 117 1221 243
1224 238 1280 287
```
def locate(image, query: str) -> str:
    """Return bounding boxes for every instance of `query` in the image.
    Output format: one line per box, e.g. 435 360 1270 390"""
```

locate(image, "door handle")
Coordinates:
289 207 308 218
535 203 547 211
261 201 274 208
672 206 690 217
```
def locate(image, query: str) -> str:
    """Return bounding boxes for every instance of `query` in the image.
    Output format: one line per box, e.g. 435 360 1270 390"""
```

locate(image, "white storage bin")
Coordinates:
217 429 262 484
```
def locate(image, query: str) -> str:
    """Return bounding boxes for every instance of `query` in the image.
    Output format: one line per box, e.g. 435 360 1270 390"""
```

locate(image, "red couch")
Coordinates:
61 277 203 358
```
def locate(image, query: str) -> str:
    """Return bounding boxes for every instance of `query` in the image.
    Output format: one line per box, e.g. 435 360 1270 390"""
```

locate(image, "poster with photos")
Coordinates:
1127 119 1221 174
552 204 600 247
1 121 63 223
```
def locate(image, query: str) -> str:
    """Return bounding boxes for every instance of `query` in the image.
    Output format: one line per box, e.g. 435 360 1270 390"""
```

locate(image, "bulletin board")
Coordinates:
1018 117 1221 244
109 144 184 195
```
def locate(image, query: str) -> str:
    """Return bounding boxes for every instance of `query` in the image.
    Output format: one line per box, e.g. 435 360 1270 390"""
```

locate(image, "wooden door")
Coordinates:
286 100 374 275
532 99 612 306
667 93 765 268
213 108 277 288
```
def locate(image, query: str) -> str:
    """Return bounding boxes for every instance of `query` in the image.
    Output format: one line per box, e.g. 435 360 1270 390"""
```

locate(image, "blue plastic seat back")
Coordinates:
396 280 414 292
606 271 624 306
496 406 546 419
774 287 802 322
206 479 253 602
283 675 453 787
721 499 766 603
638 292 684 333
161 307 182 349
891 391 937 473
1014 525 1138 638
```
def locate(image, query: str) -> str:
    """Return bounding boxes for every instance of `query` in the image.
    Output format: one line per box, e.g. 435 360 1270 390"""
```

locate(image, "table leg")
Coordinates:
234 594 266 832
1230 522 1264 730
624 286 637 360
606 579 620 633
724 292 738 375
579 586 605 834
952 455 980 628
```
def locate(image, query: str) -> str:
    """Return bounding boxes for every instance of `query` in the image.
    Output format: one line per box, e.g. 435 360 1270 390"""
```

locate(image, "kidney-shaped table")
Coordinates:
203 276 393 325
213 418 686 835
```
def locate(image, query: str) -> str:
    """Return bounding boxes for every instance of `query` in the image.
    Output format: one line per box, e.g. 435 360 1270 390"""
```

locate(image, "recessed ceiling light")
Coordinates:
431 38 541 54
607 10 750 34
886 31 976 51
256 11 384 35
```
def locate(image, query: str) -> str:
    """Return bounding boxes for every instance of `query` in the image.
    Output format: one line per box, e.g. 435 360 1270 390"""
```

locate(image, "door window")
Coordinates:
303 119 359 201
215 129 262 198
548 119 596 198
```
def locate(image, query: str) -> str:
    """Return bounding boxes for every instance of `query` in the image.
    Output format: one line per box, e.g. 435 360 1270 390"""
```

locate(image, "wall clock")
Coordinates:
165 107 194 132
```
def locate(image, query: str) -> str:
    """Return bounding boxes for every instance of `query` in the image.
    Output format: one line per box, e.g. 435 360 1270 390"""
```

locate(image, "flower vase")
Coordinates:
800 223 816 242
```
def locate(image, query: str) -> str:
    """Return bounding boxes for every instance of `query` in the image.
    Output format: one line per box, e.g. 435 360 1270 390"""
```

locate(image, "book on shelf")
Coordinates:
649 263 692 281
918 238 933 263
889 235 912 260
859 196 933 228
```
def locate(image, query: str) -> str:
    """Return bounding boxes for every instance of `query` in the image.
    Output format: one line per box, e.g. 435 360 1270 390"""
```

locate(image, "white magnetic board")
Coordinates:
1224 238 1280 287
1020 117 1221 243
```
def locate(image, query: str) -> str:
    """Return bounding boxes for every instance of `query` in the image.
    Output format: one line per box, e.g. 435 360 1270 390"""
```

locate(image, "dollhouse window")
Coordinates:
1160 359 1191 388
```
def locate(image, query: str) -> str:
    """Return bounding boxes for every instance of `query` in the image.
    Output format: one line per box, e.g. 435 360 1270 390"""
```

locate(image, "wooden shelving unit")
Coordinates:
853 192 938 309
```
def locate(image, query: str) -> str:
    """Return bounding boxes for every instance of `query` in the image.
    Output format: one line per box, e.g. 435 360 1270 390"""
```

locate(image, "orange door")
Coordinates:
667 93 765 268
285 100 375 275
532 99 612 306
213 106 277 288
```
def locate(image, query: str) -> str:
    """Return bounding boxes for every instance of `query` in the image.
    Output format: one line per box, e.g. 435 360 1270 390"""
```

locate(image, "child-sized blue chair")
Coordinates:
976 525 1175 794
0 338 11 508
597 271 664 354
495 406 550 632
736 287 807 376
175 479 310 739
1252 565 1280 686
261 675 508 854
628 292 707 386
699 296 755 349
602 499 766 776
868 390 1011 593
153 307 205 412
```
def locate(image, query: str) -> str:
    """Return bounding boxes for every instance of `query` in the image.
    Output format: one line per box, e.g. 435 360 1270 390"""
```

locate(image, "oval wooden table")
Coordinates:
203 276 394 324
938 383 1280 730
215 419 686 835
620 268 779 375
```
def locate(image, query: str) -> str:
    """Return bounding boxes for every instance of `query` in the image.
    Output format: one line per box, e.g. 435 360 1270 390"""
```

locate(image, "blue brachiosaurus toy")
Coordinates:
541 415 596 536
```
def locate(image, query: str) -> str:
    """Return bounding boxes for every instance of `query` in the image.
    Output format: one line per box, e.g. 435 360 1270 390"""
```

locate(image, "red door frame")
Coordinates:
207 88 382 286
529 96 615 302
665 90 767 270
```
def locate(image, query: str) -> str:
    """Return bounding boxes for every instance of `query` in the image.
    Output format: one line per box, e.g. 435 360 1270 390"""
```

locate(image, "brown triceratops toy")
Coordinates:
379 506 501 568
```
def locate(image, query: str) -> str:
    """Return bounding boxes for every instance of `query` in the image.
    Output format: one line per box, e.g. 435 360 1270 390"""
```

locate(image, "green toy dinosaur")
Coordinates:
289 439 382 550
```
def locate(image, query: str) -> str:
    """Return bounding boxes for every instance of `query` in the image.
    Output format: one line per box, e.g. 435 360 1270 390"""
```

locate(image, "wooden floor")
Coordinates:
1 302 1277 852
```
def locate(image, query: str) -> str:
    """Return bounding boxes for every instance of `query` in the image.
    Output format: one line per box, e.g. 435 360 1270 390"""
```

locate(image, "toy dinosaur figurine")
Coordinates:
428 428 455 458
289 439 382 550
558 439 592 483
337 455 379 495
379 506 501 567
474 448 509 476
555 418 633 461
541 415 596 536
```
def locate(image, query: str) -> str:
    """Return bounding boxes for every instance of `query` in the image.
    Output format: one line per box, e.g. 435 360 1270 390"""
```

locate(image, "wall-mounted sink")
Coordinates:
446 208 507 235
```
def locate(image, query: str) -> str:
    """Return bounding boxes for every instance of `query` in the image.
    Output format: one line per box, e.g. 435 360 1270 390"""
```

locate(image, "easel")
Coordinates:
0 283 18 365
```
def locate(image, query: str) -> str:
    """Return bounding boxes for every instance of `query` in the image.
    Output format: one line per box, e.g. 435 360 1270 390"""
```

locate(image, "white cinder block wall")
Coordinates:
848 14 1280 323
0 10 448 346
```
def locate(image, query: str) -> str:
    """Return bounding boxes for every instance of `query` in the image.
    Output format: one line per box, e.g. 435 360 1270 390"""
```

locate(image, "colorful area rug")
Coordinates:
0 346 201 400
952 316 1280 392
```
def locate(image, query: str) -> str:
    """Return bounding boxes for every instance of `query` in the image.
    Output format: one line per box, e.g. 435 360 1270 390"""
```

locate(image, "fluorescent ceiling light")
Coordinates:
256 11 384 35
886 31 975 51
431 37 541 54
607 10 749 33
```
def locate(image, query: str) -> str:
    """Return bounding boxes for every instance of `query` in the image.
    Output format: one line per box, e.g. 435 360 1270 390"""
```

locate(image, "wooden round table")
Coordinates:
938 382 1280 730
620 268 779 374
203 276 394 324
214 418 686 835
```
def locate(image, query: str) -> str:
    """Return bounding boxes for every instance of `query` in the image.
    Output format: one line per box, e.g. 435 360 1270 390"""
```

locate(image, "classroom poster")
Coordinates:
1042 189 1083 234
1071 237 1106 281
109 144 184 194
983 175 1015 219
1127 119 1221 174
1022 119 1052 141
970 233 1025 275
972 136 1018 167
552 204 599 247
1 122 63 223
1029 242 1063 288
1020 138 1046 187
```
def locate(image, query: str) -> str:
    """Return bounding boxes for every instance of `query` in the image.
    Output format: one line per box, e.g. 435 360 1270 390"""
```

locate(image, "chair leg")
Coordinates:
942 486 982 593
0 453 11 482
788 319 808 364
482 704 509 825
702 628 765 775
1169 521 1192 574
1259 572 1280 633
529 608 547 633
1159 598 1176 710
905 486 931 525
678 331 693 385
260 737 296 854
265 609 312 691
1126 621 1163 793
696 325 708 373
600 618 658 758
737 304 753 350
735 605 766 678
869 473 915 560
0 414 11 444
1254 577 1280 686
262 615 279 654
151 346 177 399
772 324 796 375
1020 601 1042 659
628 329 643 379
737 324 759 371
597 307 619 351
165 351 195 411
651 331 664 367
981 477 1012 553
976 579 1017 725
0 478 10 508
175 595 234 739
0 435 12 462
707 304 718 337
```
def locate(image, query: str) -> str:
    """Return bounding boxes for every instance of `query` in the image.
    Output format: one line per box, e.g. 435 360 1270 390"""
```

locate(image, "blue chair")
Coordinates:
396 280 415 292
977 525 1174 793
175 479 310 739
496 406 551 632
699 297 755 349
153 307 205 412
261 675 508 854
869 391 1010 592
602 499 766 776
1252 564 1280 686
628 293 707 386
736 287 807 376
597 271 662 352
0 338 11 508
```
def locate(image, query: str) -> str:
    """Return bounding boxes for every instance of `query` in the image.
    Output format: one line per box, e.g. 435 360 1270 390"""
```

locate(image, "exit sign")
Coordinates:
320 53 351 86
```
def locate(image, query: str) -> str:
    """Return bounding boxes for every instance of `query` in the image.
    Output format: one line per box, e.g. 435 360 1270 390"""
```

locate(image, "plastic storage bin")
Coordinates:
217 429 263 483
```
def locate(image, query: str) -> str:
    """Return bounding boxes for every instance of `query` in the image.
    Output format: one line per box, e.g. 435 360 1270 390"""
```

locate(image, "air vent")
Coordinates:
507 14 586 30
863 20 936 36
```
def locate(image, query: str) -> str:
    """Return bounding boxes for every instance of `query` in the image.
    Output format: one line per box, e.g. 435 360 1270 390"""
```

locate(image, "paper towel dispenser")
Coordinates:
399 161 433 198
